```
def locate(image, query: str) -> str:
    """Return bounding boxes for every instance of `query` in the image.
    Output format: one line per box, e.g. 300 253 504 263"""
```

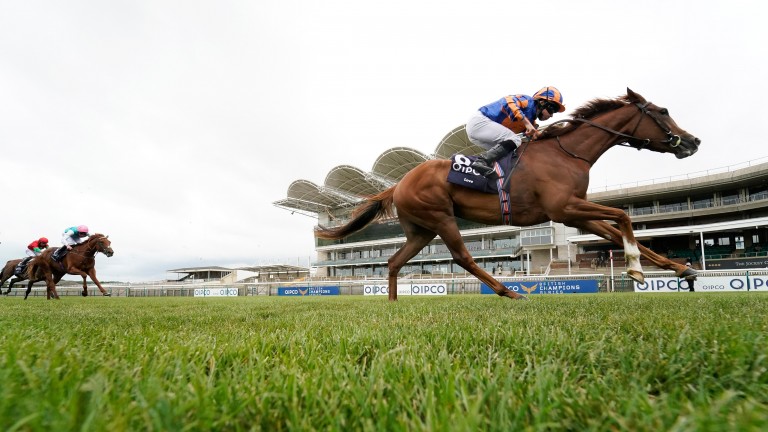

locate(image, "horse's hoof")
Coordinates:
627 269 645 285
504 292 528 300
680 268 698 280
82 292 88 297
103 293 111 297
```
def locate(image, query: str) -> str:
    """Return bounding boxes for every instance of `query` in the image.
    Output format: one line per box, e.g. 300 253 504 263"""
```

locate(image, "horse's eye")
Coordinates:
659 108 669 115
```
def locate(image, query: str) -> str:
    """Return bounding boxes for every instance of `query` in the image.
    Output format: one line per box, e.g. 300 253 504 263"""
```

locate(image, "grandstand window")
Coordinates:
754 234 760 244
736 236 745 250
521 227 553 246
691 194 714 209
633 202 654 215
749 185 768 201
493 238 518 250
658 199 689 213
466 240 482 251
719 237 731 246
382 247 397 257
721 190 740 205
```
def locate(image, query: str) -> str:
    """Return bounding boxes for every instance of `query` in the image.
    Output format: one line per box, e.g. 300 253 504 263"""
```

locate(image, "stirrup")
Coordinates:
470 160 499 179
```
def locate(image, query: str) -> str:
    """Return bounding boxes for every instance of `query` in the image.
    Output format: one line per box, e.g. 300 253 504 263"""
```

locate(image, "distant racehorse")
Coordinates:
25 234 114 300
316 89 701 301
1 259 31 294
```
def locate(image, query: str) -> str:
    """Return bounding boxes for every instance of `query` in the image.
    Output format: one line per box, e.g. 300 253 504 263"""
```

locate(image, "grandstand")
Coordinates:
274 125 768 278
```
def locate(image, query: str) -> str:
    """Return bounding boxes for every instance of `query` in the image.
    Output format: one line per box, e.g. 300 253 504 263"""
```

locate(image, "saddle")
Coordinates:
446 151 518 225
14 257 33 278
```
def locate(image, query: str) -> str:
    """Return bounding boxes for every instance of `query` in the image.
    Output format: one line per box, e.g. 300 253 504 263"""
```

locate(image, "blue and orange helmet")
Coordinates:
533 86 566 113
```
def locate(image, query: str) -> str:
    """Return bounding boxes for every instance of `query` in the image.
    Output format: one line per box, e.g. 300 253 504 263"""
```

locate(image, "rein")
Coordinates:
62 238 109 258
546 101 684 164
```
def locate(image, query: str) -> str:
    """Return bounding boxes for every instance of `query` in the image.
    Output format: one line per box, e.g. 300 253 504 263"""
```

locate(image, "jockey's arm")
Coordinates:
523 118 539 139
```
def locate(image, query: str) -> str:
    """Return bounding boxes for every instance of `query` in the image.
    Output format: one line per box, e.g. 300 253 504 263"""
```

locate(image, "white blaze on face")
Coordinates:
623 236 643 273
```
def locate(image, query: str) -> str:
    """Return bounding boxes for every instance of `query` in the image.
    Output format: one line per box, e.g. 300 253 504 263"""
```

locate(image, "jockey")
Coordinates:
26 237 49 257
467 86 566 178
52 225 90 261
18 237 49 272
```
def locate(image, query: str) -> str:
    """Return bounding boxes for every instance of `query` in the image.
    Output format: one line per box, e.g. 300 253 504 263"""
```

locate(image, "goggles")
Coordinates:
545 102 560 114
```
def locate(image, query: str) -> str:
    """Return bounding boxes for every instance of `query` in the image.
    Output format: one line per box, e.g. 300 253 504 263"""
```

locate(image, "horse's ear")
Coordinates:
626 88 645 103
106 235 109 239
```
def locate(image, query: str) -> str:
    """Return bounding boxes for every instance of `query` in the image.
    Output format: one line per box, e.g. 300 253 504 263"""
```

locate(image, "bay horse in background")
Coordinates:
1 259 31 294
25 234 114 300
316 89 701 301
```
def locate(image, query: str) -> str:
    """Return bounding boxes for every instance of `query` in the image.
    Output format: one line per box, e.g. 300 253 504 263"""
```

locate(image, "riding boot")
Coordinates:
15 257 32 276
53 247 68 262
470 140 518 179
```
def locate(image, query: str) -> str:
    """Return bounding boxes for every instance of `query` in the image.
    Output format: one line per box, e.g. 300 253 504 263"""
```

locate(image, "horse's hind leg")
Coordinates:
0 269 10 295
437 221 525 300
387 221 436 301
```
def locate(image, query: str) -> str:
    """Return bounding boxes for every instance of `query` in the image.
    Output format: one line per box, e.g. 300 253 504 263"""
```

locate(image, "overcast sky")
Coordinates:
1 1 765 282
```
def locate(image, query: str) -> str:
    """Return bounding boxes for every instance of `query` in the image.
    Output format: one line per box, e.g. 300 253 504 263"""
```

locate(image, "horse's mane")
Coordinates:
71 233 106 249
539 95 631 139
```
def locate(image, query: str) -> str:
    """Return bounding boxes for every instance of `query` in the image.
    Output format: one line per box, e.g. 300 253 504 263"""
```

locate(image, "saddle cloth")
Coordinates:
446 152 516 194
14 257 33 278
446 152 517 225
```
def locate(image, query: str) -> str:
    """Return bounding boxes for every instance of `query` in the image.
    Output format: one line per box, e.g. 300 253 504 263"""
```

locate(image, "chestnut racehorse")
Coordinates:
1 259 29 294
315 89 701 301
25 234 114 300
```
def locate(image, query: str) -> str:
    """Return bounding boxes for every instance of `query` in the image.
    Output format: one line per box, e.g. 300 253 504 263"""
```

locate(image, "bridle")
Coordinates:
549 101 685 165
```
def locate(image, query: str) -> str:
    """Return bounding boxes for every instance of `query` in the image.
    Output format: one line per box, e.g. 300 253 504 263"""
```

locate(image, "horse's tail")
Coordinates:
314 186 396 240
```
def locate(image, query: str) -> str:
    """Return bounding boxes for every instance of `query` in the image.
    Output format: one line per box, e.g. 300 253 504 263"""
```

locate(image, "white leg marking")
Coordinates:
623 236 643 273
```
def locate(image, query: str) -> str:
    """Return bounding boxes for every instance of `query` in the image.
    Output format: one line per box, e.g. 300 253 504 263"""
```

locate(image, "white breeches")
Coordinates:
465 111 522 150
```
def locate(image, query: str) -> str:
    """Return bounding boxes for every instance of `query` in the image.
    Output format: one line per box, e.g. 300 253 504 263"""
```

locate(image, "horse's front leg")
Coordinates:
555 198 645 283
24 280 34 300
86 269 109 296
81 275 88 297
571 219 692 278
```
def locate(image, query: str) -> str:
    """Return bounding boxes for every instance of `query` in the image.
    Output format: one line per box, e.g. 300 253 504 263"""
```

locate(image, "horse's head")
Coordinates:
624 88 701 159
89 234 114 257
